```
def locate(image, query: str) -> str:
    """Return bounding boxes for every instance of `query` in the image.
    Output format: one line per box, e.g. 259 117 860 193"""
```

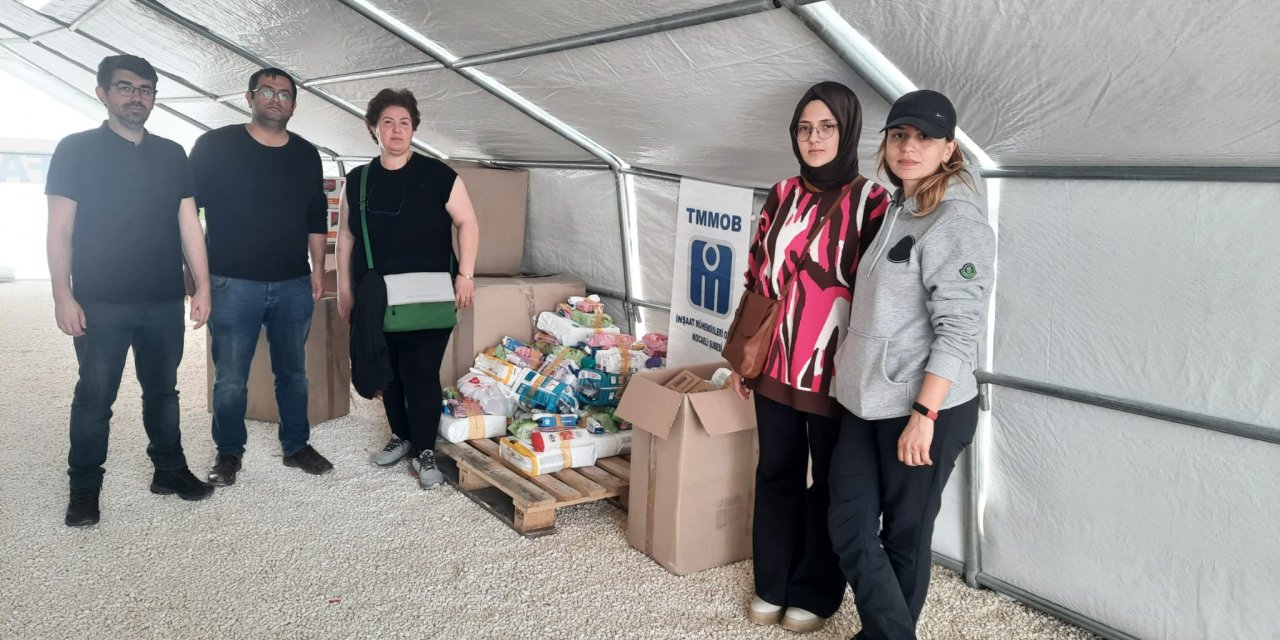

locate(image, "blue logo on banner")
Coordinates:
690 238 733 316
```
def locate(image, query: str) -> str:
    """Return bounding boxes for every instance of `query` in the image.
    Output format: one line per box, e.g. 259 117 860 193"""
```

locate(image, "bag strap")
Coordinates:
779 178 860 298
359 163 374 271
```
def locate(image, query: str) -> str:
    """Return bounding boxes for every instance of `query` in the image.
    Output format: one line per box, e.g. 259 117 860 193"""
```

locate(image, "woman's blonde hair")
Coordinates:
875 137 974 216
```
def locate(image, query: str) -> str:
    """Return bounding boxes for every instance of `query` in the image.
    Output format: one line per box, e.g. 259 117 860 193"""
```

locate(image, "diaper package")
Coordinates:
439 413 509 444
499 436 596 476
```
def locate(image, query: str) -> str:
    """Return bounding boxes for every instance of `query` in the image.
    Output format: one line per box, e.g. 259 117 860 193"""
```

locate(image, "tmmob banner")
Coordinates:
667 178 755 368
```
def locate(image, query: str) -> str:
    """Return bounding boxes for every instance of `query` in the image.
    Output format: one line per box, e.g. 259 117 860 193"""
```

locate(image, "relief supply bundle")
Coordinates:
499 435 597 476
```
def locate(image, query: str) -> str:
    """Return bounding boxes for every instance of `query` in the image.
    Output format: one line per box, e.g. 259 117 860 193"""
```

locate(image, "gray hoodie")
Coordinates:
832 181 995 420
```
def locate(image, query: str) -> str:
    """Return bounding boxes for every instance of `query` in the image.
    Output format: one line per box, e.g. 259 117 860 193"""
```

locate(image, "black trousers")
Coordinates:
829 397 979 640
382 328 451 454
751 394 846 617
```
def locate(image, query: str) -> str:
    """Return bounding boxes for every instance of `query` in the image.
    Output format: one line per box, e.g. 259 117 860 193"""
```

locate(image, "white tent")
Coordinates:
2 1 1276 638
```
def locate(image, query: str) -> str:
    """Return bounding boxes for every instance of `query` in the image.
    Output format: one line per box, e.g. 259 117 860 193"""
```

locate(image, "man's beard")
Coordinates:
115 103 148 130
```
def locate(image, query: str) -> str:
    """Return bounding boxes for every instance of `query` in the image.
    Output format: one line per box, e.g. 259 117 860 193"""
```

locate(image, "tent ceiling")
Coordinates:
158 0 432 81
0 1 58 35
831 0 1280 167
323 70 597 161
382 0 733 58
24 0 96 24
479 11 891 186
37 29 203 98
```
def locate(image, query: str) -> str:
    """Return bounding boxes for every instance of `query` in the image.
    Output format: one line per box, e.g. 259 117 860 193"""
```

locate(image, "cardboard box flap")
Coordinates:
615 372 684 440
688 391 756 436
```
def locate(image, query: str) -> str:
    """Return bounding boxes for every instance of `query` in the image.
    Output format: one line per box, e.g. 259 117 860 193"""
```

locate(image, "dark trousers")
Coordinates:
68 300 187 489
752 394 846 617
383 328 451 453
829 397 979 640
208 275 313 457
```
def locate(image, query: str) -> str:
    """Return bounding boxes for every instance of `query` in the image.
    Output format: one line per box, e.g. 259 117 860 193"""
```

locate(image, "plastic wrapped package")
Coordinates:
576 368 628 407
510 367 579 413
536 311 620 348
531 427 592 452
457 372 519 417
439 414 509 443
533 413 579 428
499 436 596 476
472 353 522 386
583 408 619 434
590 430 632 458
508 418 538 440
591 347 647 375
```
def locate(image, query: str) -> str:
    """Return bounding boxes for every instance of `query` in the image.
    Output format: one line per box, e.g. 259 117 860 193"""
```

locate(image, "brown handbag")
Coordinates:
722 179 860 378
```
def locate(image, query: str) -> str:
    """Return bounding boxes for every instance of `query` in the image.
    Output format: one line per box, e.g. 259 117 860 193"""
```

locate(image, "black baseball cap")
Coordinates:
881 89 956 139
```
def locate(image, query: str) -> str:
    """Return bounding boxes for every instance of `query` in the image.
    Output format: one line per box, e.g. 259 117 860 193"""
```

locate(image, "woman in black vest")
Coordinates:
336 88 480 490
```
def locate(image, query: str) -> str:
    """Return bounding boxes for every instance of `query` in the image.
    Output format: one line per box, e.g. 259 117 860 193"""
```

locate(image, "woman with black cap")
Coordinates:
731 81 889 633
828 89 995 640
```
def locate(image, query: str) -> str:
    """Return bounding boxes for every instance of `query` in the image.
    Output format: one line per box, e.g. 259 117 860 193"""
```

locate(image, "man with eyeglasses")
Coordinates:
46 54 216 526
189 67 332 485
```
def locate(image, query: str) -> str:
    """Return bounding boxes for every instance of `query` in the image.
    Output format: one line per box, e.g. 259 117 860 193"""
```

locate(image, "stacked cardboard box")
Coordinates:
615 362 758 575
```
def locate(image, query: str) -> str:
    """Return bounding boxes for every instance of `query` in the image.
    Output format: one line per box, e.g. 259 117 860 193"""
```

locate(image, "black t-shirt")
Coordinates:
189 125 327 281
345 154 458 286
45 123 192 303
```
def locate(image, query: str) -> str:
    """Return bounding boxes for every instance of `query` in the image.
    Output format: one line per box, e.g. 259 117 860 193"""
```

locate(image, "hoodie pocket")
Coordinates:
836 330 910 418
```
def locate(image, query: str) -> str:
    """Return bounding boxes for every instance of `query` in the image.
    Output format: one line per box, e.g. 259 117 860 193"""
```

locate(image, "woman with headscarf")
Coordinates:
731 81 890 633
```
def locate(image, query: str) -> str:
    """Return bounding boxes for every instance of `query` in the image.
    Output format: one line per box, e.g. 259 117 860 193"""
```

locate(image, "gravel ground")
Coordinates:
0 281 1097 640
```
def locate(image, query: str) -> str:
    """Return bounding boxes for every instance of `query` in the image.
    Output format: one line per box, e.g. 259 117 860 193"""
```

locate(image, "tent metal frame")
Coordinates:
3 2 1273 638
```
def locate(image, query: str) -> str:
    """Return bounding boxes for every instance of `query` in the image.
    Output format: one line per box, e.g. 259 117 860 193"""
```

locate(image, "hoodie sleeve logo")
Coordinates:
959 263 977 279
887 235 915 263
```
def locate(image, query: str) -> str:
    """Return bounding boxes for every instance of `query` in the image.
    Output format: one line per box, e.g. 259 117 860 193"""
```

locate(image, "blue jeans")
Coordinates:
69 300 188 490
208 275 313 457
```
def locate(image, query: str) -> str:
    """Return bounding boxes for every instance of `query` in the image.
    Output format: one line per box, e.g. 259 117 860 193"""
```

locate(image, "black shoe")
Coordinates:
65 487 101 527
150 467 215 501
208 453 242 486
282 445 333 475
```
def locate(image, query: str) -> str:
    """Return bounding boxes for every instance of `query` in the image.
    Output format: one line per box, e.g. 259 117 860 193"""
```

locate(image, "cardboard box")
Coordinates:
206 297 351 425
452 274 585 383
614 362 758 575
449 163 529 277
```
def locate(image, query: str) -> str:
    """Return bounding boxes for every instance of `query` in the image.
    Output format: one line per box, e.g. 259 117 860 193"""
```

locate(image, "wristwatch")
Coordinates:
911 401 938 421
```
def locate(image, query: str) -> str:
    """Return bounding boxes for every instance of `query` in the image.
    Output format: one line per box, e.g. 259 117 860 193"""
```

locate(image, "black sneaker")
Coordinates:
150 467 215 501
65 487 101 527
282 445 334 475
208 453 242 486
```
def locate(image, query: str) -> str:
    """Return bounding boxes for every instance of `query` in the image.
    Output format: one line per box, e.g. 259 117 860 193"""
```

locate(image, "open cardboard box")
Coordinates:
615 362 758 575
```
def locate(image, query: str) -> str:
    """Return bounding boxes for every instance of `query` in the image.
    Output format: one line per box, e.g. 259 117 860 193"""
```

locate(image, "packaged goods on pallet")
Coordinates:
499 436 597 476
448 293 667 459
530 427 592 452
440 414 510 444
590 430 632 458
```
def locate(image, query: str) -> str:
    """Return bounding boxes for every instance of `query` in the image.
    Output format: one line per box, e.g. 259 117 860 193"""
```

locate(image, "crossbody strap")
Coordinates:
359 163 374 271
779 178 859 299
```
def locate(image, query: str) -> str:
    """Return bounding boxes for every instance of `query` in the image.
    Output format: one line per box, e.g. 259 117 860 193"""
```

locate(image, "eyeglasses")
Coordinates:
112 82 156 99
252 86 293 103
795 122 838 142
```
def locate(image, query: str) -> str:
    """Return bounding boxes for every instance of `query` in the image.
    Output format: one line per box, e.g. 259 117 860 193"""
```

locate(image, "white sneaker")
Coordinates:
370 437 410 466
747 596 783 625
781 607 827 633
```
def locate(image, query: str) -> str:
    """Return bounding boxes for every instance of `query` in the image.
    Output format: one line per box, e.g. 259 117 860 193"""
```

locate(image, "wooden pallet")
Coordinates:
435 437 630 537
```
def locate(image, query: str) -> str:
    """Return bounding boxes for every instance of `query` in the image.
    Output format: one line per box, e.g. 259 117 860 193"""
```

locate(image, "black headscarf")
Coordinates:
789 81 863 191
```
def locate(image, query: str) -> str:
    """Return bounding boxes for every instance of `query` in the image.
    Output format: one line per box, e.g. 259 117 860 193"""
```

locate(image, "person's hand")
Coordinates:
731 372 751 401
54 294 86 337
898 412 935 466
337 287 354 323
189 287 211 330
455 275 475 309
311 271 325 301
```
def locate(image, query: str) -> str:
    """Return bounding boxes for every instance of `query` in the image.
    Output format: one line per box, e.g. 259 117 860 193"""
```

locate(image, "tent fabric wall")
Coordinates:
522 168 624 295
987 390 1280 640
996 180 1279 427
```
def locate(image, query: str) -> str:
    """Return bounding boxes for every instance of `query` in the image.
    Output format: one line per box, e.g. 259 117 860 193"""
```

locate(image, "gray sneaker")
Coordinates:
411 450 444 489
371 437 410 466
